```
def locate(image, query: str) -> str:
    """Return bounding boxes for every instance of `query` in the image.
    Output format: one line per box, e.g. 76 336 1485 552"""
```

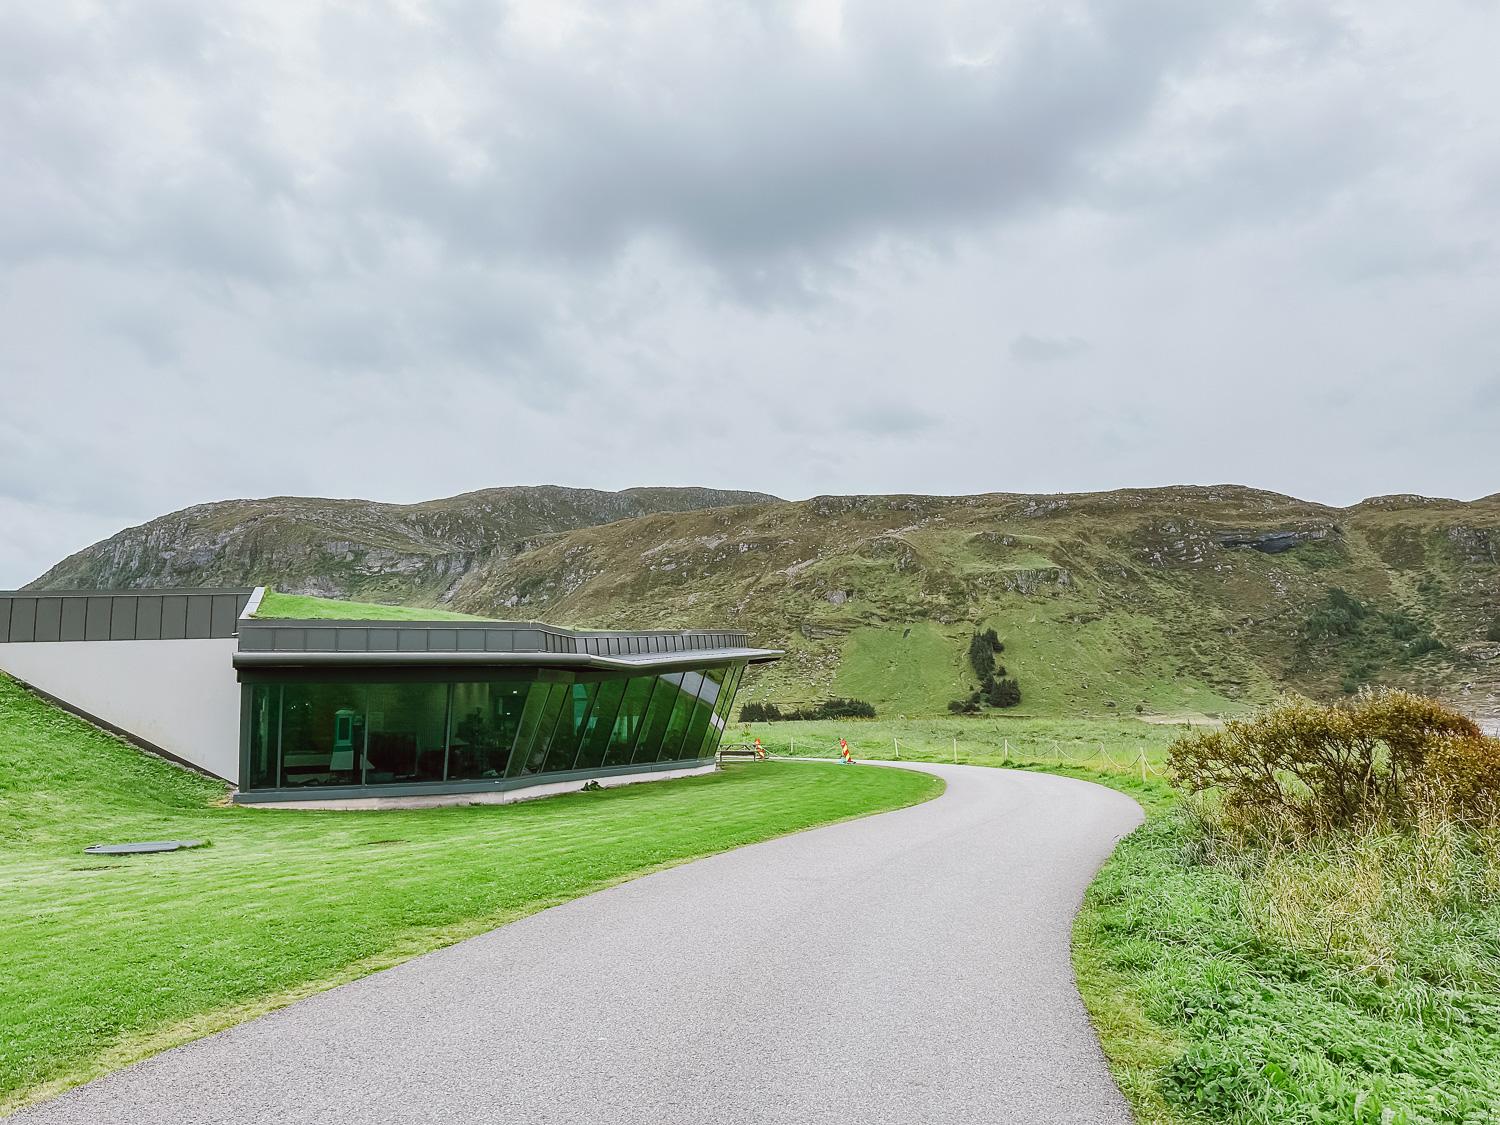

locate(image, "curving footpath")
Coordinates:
10 763 1143 1125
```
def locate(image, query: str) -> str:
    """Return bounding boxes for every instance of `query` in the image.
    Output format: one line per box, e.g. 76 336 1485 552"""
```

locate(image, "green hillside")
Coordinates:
447 487 1500 721
27 485 1500 722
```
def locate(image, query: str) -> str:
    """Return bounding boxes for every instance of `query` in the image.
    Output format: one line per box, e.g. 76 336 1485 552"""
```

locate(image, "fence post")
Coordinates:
952 735 958 764
894 737 900 760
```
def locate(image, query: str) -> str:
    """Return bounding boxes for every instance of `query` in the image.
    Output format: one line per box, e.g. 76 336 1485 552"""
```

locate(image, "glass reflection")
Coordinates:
244 662 752 791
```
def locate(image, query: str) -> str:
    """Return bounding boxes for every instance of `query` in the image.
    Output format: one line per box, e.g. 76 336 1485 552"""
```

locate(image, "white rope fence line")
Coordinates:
755 733 1168 779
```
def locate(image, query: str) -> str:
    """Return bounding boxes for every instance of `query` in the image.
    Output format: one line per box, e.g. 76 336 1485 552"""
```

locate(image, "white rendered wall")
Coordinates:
0 639 240 783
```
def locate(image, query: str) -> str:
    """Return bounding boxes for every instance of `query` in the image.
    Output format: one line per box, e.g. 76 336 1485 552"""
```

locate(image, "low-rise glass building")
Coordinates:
0 587 779 805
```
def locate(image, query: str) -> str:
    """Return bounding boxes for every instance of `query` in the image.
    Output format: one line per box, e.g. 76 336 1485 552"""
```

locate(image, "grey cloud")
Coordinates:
846 403 940 437
2 1 1499 586
1011 334 1091 364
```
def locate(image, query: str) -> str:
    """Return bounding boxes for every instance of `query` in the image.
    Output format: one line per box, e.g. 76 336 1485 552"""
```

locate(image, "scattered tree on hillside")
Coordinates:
1488 620 1500 643
987 677 1022 708
969 633 996 681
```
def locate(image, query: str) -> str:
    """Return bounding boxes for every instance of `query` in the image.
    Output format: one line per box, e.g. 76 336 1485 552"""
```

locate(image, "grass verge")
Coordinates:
757 716 1500 1124
0 675 940 1113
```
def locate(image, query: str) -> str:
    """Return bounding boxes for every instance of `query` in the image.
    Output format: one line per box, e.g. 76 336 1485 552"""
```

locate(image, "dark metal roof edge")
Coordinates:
239 617 560 630
238 617 750 637
1 587 256 597
232 648 782 671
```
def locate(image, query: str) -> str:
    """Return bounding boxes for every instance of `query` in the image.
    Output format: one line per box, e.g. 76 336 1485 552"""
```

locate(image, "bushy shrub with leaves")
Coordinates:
739 700 783 723
741 697 876 722
1168 690 1500 836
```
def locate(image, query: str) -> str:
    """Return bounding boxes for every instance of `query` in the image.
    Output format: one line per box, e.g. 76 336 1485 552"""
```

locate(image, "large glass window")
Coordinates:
709 664 744 756
603 677 656 768
573 678 626 771
690 666 732 760
543 682 597 773
449 681 528 780
654 676 702 763
278 682 366 788
246 684 280 789
510 681 570 777
630 673 682 764
362 682 450 785
678 671 717 762
243 666 754 792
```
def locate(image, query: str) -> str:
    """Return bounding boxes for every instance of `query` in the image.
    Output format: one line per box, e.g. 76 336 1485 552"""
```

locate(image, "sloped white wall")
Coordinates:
0 639 240 783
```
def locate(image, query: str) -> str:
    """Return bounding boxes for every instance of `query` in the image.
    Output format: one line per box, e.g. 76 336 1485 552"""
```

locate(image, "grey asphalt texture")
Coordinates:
11 762 1143 1125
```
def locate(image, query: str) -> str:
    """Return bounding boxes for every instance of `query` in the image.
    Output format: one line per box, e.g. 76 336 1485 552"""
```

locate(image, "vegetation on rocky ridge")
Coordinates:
27 484 1500 720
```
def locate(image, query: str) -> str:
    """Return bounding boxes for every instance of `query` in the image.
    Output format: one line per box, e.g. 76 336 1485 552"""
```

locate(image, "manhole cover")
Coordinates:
83 840 206 856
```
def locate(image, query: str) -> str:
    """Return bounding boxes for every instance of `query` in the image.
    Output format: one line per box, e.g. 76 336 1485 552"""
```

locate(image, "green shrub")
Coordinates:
743 698 876 722
1304 587 1369 638
1405 633 1445 658
739 700 783 723
1168 691 1498 836
1486 620 1500 643
817 697 877 720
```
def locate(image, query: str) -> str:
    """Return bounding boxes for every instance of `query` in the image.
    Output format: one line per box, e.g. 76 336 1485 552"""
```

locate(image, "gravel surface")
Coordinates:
10 763 1143 1125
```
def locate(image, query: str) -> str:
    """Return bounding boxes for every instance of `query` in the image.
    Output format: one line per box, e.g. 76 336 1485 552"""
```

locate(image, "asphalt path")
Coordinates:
11 762 1144 1125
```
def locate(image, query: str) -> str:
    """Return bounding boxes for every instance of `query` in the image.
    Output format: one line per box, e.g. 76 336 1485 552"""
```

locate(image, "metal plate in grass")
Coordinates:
83 840 206 856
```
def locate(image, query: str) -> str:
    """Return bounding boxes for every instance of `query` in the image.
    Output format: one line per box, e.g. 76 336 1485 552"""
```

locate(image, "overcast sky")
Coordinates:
3 1 1498 586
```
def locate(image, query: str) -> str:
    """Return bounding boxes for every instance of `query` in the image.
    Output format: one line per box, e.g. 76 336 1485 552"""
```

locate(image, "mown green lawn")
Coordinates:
0 675 940 1113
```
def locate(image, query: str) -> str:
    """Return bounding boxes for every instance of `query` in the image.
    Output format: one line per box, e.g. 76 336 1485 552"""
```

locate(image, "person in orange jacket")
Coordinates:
753 737 767 761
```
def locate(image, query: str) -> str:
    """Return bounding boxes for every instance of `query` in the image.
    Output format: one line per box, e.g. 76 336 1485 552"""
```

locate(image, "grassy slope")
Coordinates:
445 487 1500 720
31 487 1500 719
253 589 494 621
0 676 940 1112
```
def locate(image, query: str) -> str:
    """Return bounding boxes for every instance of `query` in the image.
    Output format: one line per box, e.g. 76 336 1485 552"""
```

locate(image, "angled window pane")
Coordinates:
629 674 681 764
602 677 656 768
701 665 740 760
543 682 597 774
654 675 702 763
678 671 717 762
509 682 570 777
573 678 626 771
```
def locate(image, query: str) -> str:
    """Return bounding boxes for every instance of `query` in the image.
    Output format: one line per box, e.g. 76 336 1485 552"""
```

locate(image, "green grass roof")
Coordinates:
252 589 494 622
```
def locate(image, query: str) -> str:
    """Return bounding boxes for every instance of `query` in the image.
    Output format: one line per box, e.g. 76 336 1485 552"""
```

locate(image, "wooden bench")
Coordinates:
717 744 761 763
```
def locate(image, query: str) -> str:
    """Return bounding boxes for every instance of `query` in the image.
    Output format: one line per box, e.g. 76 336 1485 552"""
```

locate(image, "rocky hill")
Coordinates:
27 485 779 603
27 484 1500 720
